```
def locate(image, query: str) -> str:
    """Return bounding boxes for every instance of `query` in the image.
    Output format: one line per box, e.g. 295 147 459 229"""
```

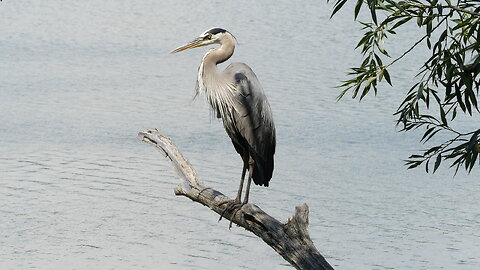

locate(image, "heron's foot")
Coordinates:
218 199 245 228
228 203 246 229
218 199 241 221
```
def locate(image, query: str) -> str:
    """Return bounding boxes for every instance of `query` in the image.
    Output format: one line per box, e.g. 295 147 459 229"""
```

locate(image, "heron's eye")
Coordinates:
204 34 213 40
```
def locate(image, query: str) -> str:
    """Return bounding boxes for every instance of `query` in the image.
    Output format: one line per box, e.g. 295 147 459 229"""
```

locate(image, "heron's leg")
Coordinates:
223 157 254 229
218 162 247 222
243 155 255 203
235 162 248 203
219 162 246 206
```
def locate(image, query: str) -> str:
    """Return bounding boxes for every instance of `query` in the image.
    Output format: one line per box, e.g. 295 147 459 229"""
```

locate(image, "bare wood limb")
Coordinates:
138 128 335 270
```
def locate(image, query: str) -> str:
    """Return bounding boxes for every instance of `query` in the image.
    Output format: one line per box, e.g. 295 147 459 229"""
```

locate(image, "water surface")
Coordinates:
1 1 479 269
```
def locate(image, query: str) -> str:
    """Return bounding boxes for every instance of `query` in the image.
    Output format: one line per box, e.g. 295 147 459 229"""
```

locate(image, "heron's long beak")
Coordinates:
170 38 205 54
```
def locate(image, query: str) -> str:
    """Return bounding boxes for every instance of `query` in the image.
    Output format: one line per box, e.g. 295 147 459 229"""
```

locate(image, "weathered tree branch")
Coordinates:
138 128 334 270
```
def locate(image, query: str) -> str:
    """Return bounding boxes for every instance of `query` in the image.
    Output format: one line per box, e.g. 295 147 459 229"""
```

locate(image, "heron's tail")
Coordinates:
251 151 274 187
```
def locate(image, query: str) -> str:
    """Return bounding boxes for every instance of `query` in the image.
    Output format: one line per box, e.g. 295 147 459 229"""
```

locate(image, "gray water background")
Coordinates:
1 1 479 269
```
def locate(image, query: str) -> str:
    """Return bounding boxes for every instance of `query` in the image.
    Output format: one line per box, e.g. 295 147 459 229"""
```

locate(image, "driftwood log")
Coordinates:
138 128 334 270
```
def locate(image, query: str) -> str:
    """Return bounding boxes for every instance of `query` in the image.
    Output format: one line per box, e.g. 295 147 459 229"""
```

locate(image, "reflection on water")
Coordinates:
1 1 479 269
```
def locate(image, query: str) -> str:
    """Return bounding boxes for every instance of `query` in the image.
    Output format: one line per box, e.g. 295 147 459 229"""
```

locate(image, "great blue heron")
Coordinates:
171 27 276 208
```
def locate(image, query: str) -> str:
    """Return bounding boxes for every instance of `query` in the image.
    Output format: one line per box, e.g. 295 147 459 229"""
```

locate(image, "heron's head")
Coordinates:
170 28 234 54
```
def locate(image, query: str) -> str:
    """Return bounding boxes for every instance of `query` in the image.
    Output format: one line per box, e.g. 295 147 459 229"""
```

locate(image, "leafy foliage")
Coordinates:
328 0 480 174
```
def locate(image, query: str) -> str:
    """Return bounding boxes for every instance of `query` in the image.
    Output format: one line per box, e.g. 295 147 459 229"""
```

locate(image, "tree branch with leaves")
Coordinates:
328 0 480 174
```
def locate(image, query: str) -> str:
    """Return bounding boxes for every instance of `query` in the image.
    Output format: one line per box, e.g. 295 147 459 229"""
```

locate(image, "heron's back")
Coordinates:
223 63 276 186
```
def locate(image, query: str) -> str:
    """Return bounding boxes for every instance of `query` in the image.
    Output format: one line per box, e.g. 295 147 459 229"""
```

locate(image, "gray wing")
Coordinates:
224 63 276 186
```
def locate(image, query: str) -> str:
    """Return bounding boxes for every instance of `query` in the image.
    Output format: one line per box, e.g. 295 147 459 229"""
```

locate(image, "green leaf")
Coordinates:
364 76 376 87
451 107 457 121
417 83 424 99
374 54 383 66
354 0 363 20
439 106 447 126
356 33 373 49
407 161 422 169
425 146 441 156
368 0 378 25
383 69 392 85
438 30 447 42
424 129 441 143
330 0 347 18
426 21 432 36
455 84 467 112
378 46 390 57
421 127 436 142
391 17 411 30
469 150 478 173
336 88 349 101
378 68 384 81
417 13 423 27
433 153 442 173
390 1 405 13
437 3 443 16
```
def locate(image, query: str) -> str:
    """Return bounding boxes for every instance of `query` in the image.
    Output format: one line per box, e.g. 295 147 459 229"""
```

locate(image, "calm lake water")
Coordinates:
1 1 479 269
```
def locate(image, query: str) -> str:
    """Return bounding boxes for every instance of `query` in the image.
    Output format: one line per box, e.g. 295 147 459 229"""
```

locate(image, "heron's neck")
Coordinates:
196 35 237 119
196 34 236 101
203 36 235 70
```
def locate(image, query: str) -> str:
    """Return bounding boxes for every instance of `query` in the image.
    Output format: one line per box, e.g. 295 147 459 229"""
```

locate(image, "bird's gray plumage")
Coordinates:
223 63 275 186
171 27 275 202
